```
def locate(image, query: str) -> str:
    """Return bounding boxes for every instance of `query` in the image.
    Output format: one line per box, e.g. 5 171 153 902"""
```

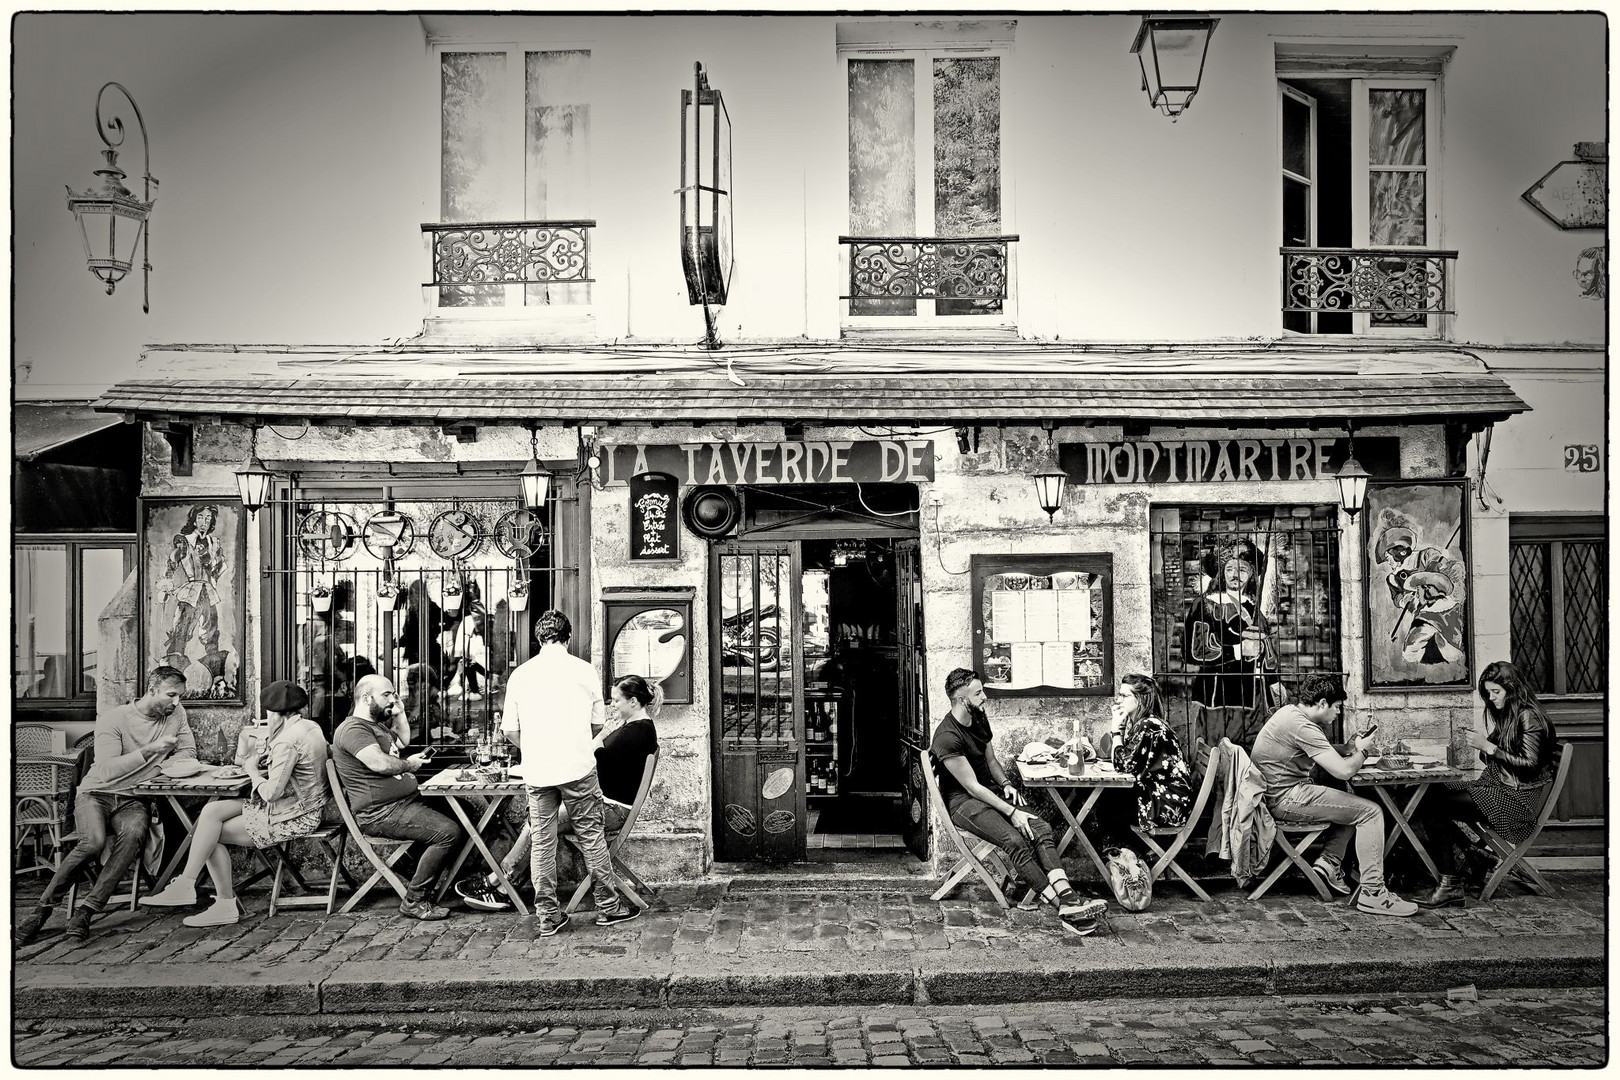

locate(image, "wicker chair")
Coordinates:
14 725 74 876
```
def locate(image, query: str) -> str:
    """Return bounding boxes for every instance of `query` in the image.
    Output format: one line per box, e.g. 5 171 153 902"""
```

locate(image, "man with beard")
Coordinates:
930 668 1106 935
16 666 197 945
332 674 457 920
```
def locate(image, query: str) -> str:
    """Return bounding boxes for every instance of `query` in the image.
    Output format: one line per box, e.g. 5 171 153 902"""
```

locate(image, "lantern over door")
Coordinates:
679 62 734 337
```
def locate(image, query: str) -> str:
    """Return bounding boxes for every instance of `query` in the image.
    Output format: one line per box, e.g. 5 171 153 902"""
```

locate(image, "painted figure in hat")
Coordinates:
158 504 232 698
1372 510 1467 669
1182 537 1284 709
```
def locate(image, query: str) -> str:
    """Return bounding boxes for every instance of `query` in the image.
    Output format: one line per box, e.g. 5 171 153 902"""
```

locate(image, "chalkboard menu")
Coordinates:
970 553 1114 697
629 472 680 560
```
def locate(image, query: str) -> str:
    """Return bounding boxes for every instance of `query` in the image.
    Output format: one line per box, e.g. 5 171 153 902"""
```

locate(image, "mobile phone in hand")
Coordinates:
418 746 436 760
1360 724 1379 741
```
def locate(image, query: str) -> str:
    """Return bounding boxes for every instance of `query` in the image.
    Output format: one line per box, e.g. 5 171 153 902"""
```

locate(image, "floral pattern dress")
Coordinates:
1112 715 1194 830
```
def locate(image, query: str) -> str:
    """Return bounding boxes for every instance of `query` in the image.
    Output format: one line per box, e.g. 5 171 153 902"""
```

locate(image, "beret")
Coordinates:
261 680 310 714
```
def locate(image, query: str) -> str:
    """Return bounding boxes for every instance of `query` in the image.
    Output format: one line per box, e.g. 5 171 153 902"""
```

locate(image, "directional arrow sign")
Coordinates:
1522 160 1607 229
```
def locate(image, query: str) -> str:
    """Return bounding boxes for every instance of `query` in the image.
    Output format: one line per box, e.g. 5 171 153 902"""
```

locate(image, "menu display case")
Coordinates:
971 553 1114 697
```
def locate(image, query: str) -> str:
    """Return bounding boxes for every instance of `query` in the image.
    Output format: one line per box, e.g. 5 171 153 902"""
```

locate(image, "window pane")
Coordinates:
80 547 127 696
1370 171 1425 245
1508 542 1553 693
849 59 917 317
1561 540 1606 694
1282 93 1312 179
441 51 509 307
933 57 1000 235
525 50 592 306
15 545 69 698
1369 89 1425 166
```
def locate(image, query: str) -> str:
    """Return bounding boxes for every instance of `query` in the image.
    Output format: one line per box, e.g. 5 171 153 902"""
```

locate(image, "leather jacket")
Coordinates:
1481 708 1557 789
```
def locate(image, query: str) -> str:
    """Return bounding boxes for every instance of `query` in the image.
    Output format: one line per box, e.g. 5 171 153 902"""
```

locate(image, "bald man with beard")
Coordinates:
331 674 459 920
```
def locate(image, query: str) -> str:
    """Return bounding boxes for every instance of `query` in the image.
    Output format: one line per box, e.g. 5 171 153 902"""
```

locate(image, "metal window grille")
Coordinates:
716 547 794 749
1150 504 1344 749
1510 537 1606 697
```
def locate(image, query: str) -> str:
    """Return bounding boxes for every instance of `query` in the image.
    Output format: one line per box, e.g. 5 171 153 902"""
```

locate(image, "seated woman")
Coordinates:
141 680 330 926
1108 673 1195 831
1413 661 1560 908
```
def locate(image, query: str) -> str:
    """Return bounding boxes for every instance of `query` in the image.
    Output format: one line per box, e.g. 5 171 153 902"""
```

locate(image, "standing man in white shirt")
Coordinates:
502 609 637 936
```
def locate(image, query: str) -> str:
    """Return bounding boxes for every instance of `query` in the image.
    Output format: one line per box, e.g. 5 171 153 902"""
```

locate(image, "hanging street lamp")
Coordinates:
1130 15 1219 121
519 426 551 508
65 82 157 311
1032 425 1068 521
235 425 275 517
1335 428 1371 520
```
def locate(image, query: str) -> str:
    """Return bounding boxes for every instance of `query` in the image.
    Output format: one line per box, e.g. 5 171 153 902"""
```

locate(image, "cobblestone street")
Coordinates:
13 988 1607 1067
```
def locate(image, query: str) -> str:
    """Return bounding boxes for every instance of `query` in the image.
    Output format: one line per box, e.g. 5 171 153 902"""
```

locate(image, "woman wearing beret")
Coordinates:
141 680 331 926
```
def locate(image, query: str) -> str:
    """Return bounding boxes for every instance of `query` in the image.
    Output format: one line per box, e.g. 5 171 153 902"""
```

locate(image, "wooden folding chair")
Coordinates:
1478 744 1573 901
62 833 143 913
921 750 1012 909
1248 817 1335 901
267 824 354 916
324 761 413 914
564 750 660 914
1130 739 1220 901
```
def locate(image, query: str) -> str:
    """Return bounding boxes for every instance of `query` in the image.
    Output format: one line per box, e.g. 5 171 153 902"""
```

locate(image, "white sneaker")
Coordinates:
182 897 241 927
141 879 198 908
1355 887 1418 918
1312 857 1352 896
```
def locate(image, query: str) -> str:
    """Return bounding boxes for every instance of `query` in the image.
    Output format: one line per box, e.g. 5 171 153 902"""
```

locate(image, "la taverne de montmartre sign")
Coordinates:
603 440 935 486
1058 436 1400 484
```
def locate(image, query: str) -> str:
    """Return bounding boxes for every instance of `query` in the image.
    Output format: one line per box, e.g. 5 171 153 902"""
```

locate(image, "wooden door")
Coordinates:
895 538 931 860
711 540 805 862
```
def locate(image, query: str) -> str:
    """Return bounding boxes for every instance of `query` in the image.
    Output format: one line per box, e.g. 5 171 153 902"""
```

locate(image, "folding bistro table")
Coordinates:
1349 757 1466 882
1013 761 1137 880
132 770 252 891
418 767 530 914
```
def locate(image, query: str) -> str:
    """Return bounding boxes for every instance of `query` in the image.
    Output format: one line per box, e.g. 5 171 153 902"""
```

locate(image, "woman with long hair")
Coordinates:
1107 673 1195 831
1414 660 1560 908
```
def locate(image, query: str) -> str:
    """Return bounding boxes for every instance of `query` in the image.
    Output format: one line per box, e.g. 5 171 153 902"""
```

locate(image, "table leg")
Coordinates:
436 794 505 894
149 794 203 892
1047 787 1110 880
440 794 529 915
1372 783 1441 882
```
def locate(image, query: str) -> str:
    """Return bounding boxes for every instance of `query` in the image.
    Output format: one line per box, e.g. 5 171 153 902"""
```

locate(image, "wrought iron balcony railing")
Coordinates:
1282 247 1457 317
840 235 1019 302
423 220 596 288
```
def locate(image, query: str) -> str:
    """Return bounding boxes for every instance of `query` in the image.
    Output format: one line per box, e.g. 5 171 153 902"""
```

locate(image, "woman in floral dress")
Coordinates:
1109 673 1195 830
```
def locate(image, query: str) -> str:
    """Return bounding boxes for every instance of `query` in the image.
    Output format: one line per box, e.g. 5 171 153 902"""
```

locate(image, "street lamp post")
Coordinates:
64 82 157 312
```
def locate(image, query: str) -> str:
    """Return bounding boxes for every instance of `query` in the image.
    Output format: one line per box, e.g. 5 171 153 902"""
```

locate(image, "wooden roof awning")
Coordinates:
95 346 1530 429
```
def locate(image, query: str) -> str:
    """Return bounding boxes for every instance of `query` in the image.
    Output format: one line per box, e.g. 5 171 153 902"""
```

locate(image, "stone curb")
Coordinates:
15 935 1604 1019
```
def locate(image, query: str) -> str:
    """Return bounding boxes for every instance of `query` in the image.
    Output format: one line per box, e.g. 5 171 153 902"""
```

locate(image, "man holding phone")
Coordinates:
332 674 460 920
1250 674 1417 917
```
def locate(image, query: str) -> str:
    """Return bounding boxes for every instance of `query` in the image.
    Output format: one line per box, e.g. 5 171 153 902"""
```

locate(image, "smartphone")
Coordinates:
418 746 436 760
1360 724 1379 741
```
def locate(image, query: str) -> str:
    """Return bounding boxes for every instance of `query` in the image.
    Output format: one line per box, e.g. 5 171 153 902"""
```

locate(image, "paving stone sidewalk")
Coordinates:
14 873 1604 1018
13 989 1610 1067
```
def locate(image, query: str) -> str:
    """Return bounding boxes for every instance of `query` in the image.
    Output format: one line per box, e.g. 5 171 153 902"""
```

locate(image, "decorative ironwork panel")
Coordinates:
1282 247 1456 316
841 236 1016 301
424 221 595 286
1508 542 1552 693
1561 540 1606 694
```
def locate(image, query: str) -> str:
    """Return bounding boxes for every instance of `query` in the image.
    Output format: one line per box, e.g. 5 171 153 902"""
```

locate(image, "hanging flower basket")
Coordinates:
377 584 409 612
444 582 464 616
509 585 530 612
311 584 333 615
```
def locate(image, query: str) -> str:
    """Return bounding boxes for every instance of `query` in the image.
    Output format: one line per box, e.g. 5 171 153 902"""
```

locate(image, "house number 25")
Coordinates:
1564 444 1602 472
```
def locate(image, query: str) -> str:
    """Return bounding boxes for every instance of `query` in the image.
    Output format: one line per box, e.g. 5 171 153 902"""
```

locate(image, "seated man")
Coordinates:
456 673 660 911
930 668 1106 936
332 674 460 921
16 666 197 945
1250 673 1417 917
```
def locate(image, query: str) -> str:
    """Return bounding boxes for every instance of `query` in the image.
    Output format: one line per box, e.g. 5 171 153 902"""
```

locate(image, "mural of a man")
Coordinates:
1182 537 1284 710
159 504 231 697
1371 511 1467 669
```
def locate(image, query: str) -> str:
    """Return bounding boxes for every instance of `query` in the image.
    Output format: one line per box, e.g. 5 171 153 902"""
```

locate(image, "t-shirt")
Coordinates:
596 717 658 806
501 643 604 788
1250 704 1338 801
332 714 418 820
929 710 995 804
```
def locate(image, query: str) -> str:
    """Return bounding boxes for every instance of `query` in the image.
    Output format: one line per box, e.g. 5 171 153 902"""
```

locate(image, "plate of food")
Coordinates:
159 758 209 779
212 765 248 780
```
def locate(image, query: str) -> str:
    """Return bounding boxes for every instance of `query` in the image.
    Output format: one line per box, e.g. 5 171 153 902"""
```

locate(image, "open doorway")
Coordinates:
800 538 909 855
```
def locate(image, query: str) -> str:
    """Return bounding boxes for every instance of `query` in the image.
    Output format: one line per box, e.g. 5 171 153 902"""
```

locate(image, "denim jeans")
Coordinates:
360 797 463 903
526 770 623 919
1270 783 1386 891
38 792 150 913
499 799 628 887
946 793 1063 898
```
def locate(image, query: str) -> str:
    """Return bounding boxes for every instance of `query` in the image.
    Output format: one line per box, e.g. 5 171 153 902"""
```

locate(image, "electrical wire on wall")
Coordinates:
926 500 970 576
852 480 915 519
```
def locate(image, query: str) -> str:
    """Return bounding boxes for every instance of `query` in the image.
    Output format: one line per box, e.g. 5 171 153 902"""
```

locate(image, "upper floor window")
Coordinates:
841 42 1014 327
433 47 593 311
1280 73 1453 336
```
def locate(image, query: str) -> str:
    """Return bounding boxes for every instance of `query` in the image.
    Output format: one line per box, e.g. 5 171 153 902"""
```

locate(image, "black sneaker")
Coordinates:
15 907 52 946
398 898 451 921
596 905 642 928
453 877 513 913
62 908 95 943
1059 910 1100 936
538 912 571 937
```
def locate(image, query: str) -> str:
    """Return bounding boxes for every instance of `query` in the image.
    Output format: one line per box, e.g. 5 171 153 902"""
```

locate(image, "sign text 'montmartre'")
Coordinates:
1058 436 1401 485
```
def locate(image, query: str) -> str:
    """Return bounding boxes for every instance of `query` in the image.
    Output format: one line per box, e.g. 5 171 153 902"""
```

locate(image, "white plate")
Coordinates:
159 758 208 778
213 765 247 780
507 763 525 780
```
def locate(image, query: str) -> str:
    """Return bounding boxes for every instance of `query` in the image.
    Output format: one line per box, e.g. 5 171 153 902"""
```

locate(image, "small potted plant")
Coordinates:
509 581 530 612
443 579 464 616
376 582 408 612
310 581 333 615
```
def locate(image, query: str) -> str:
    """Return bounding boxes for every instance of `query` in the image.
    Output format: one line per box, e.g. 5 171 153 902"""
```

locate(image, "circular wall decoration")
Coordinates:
682 485 741 539
763 809 796 835
295 510 359 563
362 509 417 560
493 508 548 560
760 767 795 802
724 804 757 838
427 508 485 561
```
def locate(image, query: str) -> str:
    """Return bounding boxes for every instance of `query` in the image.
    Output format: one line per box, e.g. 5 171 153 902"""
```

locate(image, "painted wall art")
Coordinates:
1364 480 1472 690
140 497 247 705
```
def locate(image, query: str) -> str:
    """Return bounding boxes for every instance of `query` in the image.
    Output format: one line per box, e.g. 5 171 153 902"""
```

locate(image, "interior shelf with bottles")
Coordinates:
804 689 844 799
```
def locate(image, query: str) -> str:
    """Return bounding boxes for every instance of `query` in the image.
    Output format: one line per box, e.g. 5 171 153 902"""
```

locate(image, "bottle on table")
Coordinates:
1068 718 1085 776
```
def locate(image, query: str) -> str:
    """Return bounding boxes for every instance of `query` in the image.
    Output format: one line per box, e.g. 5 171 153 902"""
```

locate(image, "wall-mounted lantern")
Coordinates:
1032 425 1068 521
1335 429 1371 520
64 82 157 311
519 425 551 509
1130 16 1219 121
679 61 733 349
235 425 276 517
